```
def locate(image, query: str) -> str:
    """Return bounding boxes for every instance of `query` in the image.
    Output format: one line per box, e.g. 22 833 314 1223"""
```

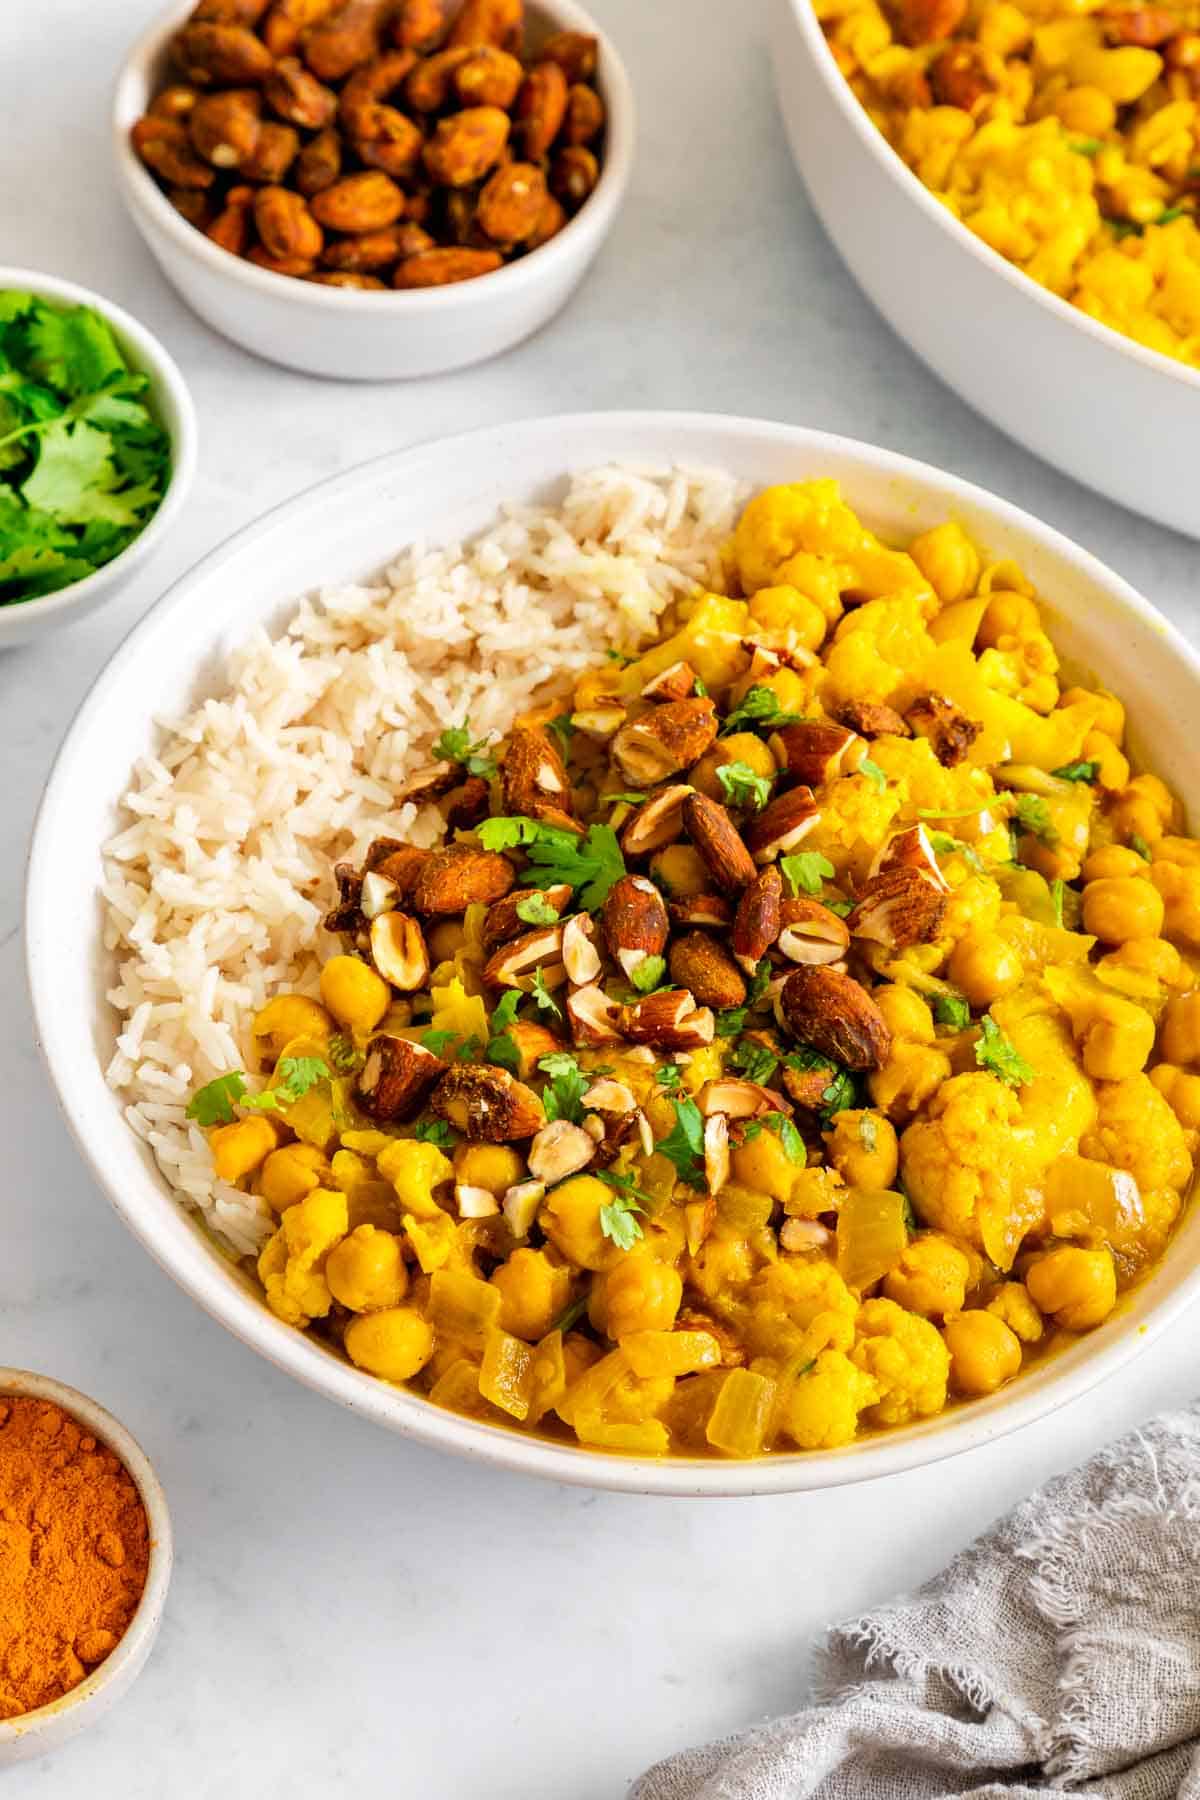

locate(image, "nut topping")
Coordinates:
566 982 626 1046
506 1019 564 1079
360 869 398 919
731 865 782 972
611 697 718 787
456 1183 500 1218
411 843 515 914
905 693 982 768
602 874 669 977
668 931 747 1011
768 722 866 786
431 1064 545 1141
834 699 910 739
369 910 430 990
870 823 950 894
846 867 947 949
581 1078 637 1113
527 1118 596 1183
682 793 757 893
744 785 821 864
669 893 733 929
325 862 364 935
623 988 715 1049
703 1113 730 1195
776 966 892 1071
502 724 576 823
562 913 602 985
775 896 850 966
482 925 566 988
355 1033 445 1120
482 883 573 950
696 1079 786 1119
399 759 461 803
502 1178 546 1239
620 784 694 856
641 660 699 703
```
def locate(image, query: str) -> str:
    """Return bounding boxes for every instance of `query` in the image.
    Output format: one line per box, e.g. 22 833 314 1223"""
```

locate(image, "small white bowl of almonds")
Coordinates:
113 0 634 380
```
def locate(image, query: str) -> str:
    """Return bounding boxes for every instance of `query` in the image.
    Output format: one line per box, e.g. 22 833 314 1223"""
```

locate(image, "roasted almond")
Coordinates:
455 43 524 106
566 982 625 1046
539 28 598 81
777 895 851 966
254 185 323 259
731 865 782 972
131 116 216 188
482 924 566 988
682 793 756 894
368 841 431 896
189 88 261 166
846 867 947 949
264 55 338 127
369 910 429 990
905 693 982 767
310 169 405 231
446 0 522 49
669 893 733 929
239 120 300 182
696 1079 786 1119
623 988 715 1050
870 822 950 893
834 699 910 739
744 784 822 864
668 932 747 1011
515 57 568 158
769 722 866 786
430 1064 545 1141
263 0 341 56
507 1019 565 1079
550 145 598 209
338 47 418 123
703 1113 730 1195
423 105 510 186
776 966 891 1070
602 874 669 977
393 247 503 287
411 844 514 915
174 21 274 84
349 104 425 180
641 660 698 703
443 775 491 831
355 1033 445 1120
527 1119 595 1184
392 0 444 48
611 698 718 787
581 1078 637 1114
302 0 389 82
483 883 573 951
563 82 604 146
502 725 575 821
562 913 602 985
399 759 460 802
620 783 694 856
360 869 398 919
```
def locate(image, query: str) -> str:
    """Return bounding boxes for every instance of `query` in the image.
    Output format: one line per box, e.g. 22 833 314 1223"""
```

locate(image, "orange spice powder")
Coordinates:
0 1397 150 1719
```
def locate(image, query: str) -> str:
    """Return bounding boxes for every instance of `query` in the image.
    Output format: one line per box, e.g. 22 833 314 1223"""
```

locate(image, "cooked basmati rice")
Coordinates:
103 464 744 1255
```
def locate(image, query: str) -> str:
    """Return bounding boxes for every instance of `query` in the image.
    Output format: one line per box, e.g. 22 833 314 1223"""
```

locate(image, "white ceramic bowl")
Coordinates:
770 0 1200 540
0 269 196 650
113 0 634 381
25 411 1200 1497
0 1369 172 1765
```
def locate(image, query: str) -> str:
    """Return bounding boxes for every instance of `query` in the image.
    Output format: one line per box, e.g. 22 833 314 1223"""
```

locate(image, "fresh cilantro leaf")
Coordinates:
490 991 521 1032
763 1112 805 1162
859 757 887 793
934 993 971 1030
598 1190 645 1252
720 685 805 735
481 817 626 911
975 1015 1034 1088
515 893 561 926
1051 760 1099 783
529 968 562 1020
730 1037 779 1084
1130 834 1152 862
630 955 667 994
431 719 498 781
551 1291 591 1334
654 1063 683 1094
818 1069 858 1124
411 1117 455 1148
715 959 772 1038
327 1033 361 1073
694 677 708 698
601 791 647 807
271 1056 331 1103
1013 794 1058 846
716 761 773 812
546 713 575 758
421 1029 460 1056
927 830 983 873
537 1050 588 1123
1050 877 1065 928
605 648 632 665
857 1114 878 1152
477 816 541 851
781 850 835 896
187 1071 248 1127
656 1095 705 1186
484 988 521 1074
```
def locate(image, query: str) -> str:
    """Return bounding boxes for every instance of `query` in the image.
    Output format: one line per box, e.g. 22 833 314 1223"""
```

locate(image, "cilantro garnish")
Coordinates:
816 1067 857 1124
715 959 772 1037
431 719 498 780
927 830 983 873
630 955 667 994
529 968 562 1020
551 1291 591 1334
598 1185 646 1252
975 1015 1034 1088
1130 834 1152 862
515 893 561 926
537 1051 588 1123
716 761 773 812
654 1063 683 1094
765 1112 805 1162
187 1071 248 1128
1051 760 1099 784
934 993 971 1030
411 1117 455 1148
720 685 805 735
781 850 835 896
477 817 626 911
656 1095 705 1186
0 293 171 605
327 1033 361 1073
1013 794 1058 845
859 757 887 792
188 1055 331 1127
421 1029 461 1057
601 791 647 807
730 1036 780 1084
484 990 522 1074
694 677 708 698
825 898 853 918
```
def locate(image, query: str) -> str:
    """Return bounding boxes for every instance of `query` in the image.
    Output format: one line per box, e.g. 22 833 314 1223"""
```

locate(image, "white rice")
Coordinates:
102 464 745 1255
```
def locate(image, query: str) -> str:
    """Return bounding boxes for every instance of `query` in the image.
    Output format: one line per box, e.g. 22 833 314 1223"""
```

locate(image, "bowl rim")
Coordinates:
112 0 635 317
26 408 1200 1497
782 0 1200 397
0 267 198 633
0 1367 173 1744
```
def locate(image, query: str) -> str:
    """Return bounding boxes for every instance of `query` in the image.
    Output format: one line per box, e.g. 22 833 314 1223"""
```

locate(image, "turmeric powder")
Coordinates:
0 1397 150 1719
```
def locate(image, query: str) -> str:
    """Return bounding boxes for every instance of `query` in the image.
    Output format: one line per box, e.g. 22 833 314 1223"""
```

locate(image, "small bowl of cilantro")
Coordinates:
0 269 196 646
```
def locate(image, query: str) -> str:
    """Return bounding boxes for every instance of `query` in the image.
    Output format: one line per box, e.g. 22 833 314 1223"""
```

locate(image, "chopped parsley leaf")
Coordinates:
431 719 498 781
529 968 562 1020
654 1063 683 1094
537 1050 589 1124
934 993 971 1030
601 791 647 807
478 816 626 911
630 954 668 994
1051 760 1099 784
975 1015 1034 1088
483 990 522 1074
411 1117 455 1148
656 1094 705 1186
187 1071 248 1127
514 893 561 926
1013 793 1058 846
597 1172 647 1251
730 1037 779 1084
716 760 773 812
781 850 835 896
720 685 805 736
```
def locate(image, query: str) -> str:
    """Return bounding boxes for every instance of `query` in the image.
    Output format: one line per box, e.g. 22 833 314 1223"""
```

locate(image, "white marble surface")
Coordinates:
6 0 1200 1793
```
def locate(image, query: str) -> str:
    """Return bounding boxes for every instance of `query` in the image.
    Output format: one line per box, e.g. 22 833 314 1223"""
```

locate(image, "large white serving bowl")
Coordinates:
26 411 1200 1497
770 0 1200 540
113 0 634 381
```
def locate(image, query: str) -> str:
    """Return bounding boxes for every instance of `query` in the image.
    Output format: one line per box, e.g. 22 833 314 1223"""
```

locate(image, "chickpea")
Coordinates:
883 1235 969 1319
319 954 390 1034
1109 791 1164 849
730 1126 802 1203
428 920 468 962
747 585 828 651
600 1254 682 1339
1026 1247 1116 1331
326 1225 408 1312
1126 773 1177 830
1151 861 1200 950
210 1114 280 1184
490 1248 571 1340
1080 1003 1154 1081
252 994 333 1064
976 0 1031 55
1082 845 1144 883
947 931 1023 1010
978 589 1040 648
1161 991 1200 1065
1155 837 1200 869
1052 84 1116 134
986 1281 1043 1342
823 1109 898 1190
1082 876 1164 945
908 522 979 605
874 984 935 1043
259 1142 330 1212
688 732 777 802
650 843 711 899
1149 1063 1200 1129
539 1174 622 1271
344 1305 435 1381
943 1310 1022 1395
1082 731 1129 793
1101 936 1185 987
454 1143 525 1196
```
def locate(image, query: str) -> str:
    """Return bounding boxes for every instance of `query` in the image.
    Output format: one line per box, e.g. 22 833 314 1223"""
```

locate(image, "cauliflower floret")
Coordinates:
376 1138 454 1219
804 771 902 882
821 596 938 713
883 1234 970 1319
851 1298 950 1427
779 1349 880 1450
1080 1073 1193 1195
937 870 1005 950
986 1281 1044 1343
746 1257 858 1359
871 736 995 820
732 479 865 594
257 1186 348 1328
900 1072 1031 1262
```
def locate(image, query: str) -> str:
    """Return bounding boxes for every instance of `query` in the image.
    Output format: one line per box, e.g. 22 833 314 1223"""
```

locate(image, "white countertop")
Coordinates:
7 1 1200 1793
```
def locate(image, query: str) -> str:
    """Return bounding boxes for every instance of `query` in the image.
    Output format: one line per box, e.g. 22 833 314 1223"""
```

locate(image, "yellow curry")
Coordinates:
188 479 1198 1458
817 0 1200 368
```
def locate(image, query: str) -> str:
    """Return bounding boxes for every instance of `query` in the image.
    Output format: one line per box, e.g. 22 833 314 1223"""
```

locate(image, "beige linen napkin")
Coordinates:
631 1408 1200 1798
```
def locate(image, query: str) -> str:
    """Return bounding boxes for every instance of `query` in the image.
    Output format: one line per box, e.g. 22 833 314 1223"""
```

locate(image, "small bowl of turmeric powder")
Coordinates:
0 1370 172 1764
